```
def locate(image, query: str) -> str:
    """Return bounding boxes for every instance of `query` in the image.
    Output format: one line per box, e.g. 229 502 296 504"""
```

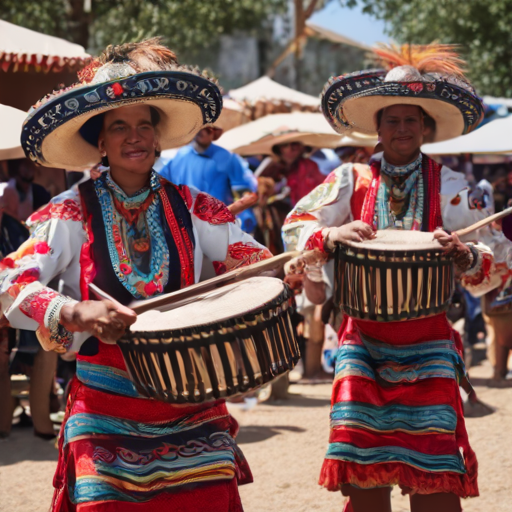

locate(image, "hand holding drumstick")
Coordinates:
433 229 474 272
60 300 137 344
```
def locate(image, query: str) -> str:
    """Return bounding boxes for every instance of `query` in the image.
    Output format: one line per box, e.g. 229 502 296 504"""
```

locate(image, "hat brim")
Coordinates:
343 95 464 142
322 70 483 143
235 132 343 156
0 146 25 160
22 70 222 169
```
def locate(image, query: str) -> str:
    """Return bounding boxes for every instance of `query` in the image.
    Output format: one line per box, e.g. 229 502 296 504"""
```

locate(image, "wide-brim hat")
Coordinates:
21 40 222 170
0 104 26 160
322 44 484 143
240 131 341 157
216 112 344 156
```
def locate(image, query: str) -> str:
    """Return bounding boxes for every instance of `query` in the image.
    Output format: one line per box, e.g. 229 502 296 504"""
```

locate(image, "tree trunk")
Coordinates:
67 0 91 49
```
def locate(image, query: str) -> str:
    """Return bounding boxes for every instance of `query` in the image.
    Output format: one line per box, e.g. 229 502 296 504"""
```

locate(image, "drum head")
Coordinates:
344 229 442 251
130 276 285 332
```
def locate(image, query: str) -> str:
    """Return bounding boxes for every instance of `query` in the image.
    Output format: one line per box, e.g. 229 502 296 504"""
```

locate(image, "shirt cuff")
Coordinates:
304 229 329 254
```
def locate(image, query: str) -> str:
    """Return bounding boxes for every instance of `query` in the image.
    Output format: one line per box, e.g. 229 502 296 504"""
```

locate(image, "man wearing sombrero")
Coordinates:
0 39 272 511
283 45 509 511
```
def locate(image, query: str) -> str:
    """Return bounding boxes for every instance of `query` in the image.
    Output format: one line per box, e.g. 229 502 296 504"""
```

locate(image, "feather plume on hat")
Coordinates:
100 37 179 71
373 43 467 79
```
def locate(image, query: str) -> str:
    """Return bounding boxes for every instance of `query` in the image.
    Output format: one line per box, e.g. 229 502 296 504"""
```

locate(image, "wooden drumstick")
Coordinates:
454 206 512 238
88 250 322 315
127 250 320 314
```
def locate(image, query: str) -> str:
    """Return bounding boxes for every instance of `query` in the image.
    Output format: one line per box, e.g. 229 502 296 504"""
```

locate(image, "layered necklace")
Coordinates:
94 171 170 299
375 154 424 230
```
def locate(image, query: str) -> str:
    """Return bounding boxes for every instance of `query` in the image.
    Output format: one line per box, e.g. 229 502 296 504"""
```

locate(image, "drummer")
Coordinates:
0 39 271 511
283 44 504 512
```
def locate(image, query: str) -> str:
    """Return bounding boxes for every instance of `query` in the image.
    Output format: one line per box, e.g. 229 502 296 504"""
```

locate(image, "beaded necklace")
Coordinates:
375 154 424 230
94 171 170 299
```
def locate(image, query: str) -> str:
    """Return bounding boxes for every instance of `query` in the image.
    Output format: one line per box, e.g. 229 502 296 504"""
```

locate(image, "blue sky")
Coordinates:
309 1 389 46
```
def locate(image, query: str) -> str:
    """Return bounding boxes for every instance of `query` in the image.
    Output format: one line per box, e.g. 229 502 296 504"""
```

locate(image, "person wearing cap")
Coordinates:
0 39 272 511
283 44 511 511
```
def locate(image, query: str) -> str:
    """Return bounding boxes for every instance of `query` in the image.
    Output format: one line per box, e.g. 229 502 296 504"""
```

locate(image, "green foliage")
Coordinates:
338 0 512 96
0 0 287 55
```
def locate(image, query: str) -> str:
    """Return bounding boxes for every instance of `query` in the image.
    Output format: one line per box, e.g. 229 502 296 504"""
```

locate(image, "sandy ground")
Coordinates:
1 356 511 512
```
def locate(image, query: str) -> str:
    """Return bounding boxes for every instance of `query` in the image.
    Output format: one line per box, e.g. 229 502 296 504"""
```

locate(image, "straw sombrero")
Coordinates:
217 112 345 156
21 38 222 169
322 44 484 143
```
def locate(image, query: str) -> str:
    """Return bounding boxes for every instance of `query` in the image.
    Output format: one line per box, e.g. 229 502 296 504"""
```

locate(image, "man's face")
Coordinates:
194 127 217 148
17 160 36 183
98 104 158 174
378 105 427 161
279 141 305 165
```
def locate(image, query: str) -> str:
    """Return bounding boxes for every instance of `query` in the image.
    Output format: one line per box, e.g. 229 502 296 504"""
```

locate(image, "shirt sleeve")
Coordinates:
0 191 88 352
228 154 257 193
158 159 173 182
459 242 497 296
188 187 272 275
282 163 355 252
440 167 492 234
439 167 512 294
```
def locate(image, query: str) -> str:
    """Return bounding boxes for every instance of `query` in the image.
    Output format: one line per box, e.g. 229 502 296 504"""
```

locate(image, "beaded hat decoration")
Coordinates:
21 38 223 169
322 43 484 143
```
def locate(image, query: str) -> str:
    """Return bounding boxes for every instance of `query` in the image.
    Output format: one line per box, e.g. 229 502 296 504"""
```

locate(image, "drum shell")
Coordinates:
117 285 300 404
334 243 455 322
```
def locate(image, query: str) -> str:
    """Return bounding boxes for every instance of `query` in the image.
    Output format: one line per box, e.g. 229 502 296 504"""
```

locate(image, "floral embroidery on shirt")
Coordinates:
193 193 235 225
27 199 83 226
212 242 272 275
19 288 60 324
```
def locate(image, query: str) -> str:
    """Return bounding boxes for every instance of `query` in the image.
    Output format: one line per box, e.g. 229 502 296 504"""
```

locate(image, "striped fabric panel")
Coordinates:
72 434 237 504
64 411 229 446
73 467 236 504
335 345 375 380
330 402 457 434
335 337 465 384
77 360 142 398
361 336 462 363
326 442 466 474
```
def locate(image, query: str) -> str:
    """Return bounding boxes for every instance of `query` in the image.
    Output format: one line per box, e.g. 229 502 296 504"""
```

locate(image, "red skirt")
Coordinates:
51 344 251 511
319 314 478 497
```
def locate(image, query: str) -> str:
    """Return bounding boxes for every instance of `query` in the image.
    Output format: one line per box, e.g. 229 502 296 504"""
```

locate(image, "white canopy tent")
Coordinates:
0 104 26 160
228 76 320 107
0 19 89 72
422 116 512 155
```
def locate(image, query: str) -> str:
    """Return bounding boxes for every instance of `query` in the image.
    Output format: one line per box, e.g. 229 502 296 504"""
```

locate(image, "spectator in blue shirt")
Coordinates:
159 126 257 232
159 127 256 203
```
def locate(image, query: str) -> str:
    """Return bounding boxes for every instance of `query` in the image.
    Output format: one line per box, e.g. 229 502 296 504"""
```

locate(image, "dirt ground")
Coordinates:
1 356 511 512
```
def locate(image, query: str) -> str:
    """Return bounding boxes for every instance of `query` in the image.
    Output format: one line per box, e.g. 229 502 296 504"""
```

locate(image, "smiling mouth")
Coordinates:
124 150 148 159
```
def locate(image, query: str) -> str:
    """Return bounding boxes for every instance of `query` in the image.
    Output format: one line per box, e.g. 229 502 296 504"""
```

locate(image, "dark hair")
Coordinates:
272 141 310 156
6 158 24 178
376 105 436 135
